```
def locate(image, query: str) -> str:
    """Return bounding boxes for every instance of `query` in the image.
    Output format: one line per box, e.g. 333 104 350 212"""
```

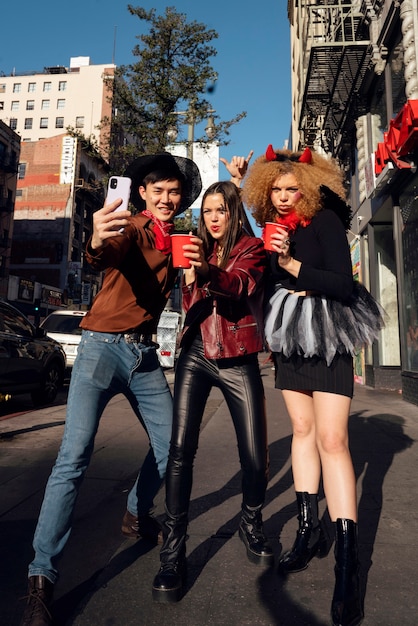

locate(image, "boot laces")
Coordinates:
21 587 52 624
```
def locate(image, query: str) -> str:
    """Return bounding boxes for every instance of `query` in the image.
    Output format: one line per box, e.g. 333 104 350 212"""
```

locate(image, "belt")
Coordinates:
123 332 153 345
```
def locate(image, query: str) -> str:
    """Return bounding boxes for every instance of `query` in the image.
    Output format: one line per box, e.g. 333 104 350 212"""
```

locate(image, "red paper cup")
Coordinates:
264 222 279 251
264 222 288 251
171 233 193 268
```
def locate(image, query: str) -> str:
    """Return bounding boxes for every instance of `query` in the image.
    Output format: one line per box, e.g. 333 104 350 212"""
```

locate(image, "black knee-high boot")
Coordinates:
239 503 274 566
278 491 327 574
152 509 188 603
331 518 363 626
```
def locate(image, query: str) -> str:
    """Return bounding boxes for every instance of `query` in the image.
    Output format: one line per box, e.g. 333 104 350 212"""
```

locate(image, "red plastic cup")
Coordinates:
263 222 288 251
171 233 193 268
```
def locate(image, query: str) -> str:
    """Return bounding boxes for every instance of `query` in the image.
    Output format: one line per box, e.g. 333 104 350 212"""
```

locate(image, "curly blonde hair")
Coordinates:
242 148 346 227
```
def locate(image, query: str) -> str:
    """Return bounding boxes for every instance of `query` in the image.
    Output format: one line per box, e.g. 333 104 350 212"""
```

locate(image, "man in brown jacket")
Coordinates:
20 153 201 626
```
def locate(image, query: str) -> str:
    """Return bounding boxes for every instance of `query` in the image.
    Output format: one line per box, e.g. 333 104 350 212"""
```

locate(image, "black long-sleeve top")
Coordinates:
268 208 353 302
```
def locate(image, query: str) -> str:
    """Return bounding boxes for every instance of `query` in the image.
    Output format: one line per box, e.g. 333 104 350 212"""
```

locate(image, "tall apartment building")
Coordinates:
0 57 115 155
288 0 418 406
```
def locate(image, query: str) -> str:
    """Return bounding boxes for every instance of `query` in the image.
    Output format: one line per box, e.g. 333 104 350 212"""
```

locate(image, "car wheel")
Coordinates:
31 359 64 406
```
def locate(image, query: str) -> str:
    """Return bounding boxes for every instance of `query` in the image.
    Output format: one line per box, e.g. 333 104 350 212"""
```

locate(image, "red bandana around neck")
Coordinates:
142 209 174 255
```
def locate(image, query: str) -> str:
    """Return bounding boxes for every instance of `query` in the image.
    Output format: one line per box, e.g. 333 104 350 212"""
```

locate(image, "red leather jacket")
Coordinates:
180 233 267 359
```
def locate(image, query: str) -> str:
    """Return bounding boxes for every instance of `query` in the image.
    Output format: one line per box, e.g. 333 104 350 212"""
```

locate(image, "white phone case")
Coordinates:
106 176 132 212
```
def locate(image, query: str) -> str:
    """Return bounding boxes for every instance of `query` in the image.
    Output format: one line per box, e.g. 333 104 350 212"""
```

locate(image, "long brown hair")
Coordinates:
197 181 252 269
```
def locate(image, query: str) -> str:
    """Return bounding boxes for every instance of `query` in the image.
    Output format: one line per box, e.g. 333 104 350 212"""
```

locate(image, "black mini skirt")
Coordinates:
273 351 354 398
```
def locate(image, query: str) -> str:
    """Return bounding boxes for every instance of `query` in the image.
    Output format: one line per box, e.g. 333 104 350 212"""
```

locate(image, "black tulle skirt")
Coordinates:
265 282 385 366
265 281 385 396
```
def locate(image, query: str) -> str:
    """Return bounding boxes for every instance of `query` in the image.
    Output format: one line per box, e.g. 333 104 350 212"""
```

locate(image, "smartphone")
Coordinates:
106 176 132 212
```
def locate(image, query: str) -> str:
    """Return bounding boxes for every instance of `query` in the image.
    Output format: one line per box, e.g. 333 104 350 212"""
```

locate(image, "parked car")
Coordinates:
41 310 86 369
0 300 66 406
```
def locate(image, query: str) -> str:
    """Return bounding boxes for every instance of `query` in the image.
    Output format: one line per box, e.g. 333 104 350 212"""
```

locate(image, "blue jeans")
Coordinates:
29 330 173 583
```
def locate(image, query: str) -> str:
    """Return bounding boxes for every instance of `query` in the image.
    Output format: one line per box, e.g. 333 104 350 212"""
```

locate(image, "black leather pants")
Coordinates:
165 335 269 518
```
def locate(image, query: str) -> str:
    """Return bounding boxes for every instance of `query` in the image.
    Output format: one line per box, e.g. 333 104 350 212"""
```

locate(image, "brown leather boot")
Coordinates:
20 575 53 626
121 510 163 543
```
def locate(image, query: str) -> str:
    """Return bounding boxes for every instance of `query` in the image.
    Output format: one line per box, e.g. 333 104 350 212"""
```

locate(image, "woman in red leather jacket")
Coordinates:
152 180 272 603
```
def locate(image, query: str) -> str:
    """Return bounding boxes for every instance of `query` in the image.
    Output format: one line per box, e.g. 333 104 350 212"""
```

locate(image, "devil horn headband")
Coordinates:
265 145 312 164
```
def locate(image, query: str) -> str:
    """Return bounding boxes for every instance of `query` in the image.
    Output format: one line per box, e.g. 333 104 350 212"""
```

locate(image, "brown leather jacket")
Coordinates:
180 233 267 359
81 213 177 334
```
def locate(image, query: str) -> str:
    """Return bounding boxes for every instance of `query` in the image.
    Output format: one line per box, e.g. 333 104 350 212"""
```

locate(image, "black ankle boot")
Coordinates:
278 492 327 574
20 575 54 626
152 510 188 603
239 503 274 566
331 518 363 626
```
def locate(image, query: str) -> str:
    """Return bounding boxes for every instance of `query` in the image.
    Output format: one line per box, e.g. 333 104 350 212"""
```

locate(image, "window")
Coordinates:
0 84 5 93
0 102 3 110
57 98 65 109
26 100 35 110
58 81 67 91
28 82 36 92
9 118 17 130
41 99 50 110
55 117 64 128
11 101 19 111
40 117 48 129
18 163 27 179
24 118 33 130
399 184 418 372
43 81 52 92
13 83 21 93
389 42 406 118
75 116 84 129
16 189 23 197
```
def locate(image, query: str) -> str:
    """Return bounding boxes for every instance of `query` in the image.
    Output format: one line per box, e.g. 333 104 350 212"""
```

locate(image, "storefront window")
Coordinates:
370 73 387 151
399 185 418 371
374 224 400 366
361 234 373 366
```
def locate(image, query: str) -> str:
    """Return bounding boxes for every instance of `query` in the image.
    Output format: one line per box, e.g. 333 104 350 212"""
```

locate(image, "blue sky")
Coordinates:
1 1 291 231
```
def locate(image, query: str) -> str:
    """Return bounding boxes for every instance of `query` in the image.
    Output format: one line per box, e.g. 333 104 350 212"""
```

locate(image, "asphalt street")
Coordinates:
1 359 417 625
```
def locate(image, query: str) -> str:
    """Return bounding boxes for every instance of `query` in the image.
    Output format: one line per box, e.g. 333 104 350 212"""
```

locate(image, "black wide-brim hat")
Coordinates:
124 152 202 214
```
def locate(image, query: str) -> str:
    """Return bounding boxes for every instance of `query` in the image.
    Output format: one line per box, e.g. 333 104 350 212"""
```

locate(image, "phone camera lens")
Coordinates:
110 178 117 189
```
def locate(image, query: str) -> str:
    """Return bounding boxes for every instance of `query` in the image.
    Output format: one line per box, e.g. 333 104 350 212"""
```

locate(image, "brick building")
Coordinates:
9 133 107 314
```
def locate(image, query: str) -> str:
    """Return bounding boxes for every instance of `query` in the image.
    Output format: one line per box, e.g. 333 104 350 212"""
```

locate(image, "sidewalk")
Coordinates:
2 361 418 625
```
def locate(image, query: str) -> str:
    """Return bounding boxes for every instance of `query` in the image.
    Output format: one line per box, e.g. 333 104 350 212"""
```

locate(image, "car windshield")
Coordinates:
42 315 83 335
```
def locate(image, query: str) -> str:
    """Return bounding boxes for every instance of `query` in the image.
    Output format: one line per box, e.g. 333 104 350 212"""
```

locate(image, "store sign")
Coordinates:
42 288 63 307
60 136 76 184
18 278 34 302
374 99 418 175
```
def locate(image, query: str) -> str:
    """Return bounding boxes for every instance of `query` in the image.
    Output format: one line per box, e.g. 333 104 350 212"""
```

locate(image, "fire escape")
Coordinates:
298 1 372 164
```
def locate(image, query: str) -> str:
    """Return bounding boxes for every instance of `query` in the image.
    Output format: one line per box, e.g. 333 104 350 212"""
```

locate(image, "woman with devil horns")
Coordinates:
242 146 384 626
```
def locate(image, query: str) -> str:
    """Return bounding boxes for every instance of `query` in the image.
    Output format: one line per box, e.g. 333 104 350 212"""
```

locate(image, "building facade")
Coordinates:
288 0 418 406
0 121 20 300
0 57 115 156
9 133 107 316
0 56 115 316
